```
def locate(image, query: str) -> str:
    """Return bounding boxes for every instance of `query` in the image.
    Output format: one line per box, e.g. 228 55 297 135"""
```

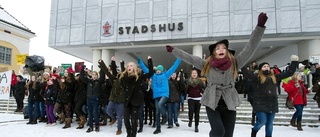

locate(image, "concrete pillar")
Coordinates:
298 39 320 62
192 45 203 58
101 49 115 66
92 49 102 71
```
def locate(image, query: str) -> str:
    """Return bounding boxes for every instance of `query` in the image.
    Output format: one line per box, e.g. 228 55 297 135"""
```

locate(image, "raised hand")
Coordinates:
257 12 268 27
166 45 174 52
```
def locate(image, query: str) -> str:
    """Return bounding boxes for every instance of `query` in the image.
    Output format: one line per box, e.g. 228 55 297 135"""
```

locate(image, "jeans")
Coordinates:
27 100 39 121
106 101 124 129
206 106 236 137
167 102 179 126
39 101 45 117
180 92 186 109
293 105 304 122
154 96 168 129
253 112 275 137
87 96 100 128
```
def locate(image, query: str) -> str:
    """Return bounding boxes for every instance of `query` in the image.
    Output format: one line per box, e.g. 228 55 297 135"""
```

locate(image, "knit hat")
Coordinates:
51 73 60 80
17 75 23 80
43 72 50 76
67 67 74 73
258 62 269 70
209 39 235 55
156 65 164 72
298 63 305 69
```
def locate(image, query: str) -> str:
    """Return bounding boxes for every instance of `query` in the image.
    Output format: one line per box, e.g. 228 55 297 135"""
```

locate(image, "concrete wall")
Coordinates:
49 0 320 47
257 44 298 69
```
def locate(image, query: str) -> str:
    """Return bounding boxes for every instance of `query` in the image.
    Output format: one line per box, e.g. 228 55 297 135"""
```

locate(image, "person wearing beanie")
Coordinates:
166 12 268 137
241 55 299 137
138 56 181 134
298 63 311 88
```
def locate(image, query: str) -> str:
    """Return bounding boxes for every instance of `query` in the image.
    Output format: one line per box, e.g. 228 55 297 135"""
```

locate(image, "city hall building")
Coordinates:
48 0 320 71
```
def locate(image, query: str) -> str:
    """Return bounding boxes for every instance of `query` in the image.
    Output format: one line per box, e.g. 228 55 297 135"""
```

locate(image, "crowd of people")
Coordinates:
7 12 320 137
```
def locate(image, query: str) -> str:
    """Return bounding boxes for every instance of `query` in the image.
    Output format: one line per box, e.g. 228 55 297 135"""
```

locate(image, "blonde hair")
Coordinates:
291 72 301 82
119 62 139 81
201 51 238 79
258 69 277 84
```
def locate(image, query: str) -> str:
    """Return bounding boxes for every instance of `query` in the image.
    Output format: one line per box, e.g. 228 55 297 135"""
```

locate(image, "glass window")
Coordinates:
0 46 12 65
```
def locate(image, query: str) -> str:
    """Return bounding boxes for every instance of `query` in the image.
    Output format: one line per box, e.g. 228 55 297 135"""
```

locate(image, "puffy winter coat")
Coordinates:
138 58 181 99
241 61 298 113
283 80 309 105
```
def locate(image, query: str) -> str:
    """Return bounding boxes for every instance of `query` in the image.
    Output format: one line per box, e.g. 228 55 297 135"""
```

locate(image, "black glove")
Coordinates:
257 12 268 27
81 65 86 71
166 45 174 52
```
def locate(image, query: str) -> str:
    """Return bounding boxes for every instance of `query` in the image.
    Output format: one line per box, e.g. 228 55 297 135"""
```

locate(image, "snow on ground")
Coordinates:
0 114 319 137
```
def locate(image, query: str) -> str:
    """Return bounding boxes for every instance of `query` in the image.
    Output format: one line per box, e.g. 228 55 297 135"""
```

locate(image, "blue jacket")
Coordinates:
138 58 181 99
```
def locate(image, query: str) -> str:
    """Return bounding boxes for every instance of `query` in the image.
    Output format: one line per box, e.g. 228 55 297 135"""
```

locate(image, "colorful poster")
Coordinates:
0 70 12 100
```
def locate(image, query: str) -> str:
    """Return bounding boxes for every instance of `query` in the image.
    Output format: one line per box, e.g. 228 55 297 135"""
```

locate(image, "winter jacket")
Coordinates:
56 78 75 104
14 80 26 99
99 60 125 103
186 78 205 98
121 58 153 107
139 58 181 99
171 26 266 111
100 79 112 105
44 85 57 105
27 81 41 102
121 74 144 107
80 69 105 98
167 78 181 103
11 74 17 87
283 79 309 106
241 61 298 113
74 79 87 102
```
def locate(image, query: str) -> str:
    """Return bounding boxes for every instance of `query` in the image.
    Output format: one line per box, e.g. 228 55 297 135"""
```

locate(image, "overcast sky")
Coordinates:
0 0 92 68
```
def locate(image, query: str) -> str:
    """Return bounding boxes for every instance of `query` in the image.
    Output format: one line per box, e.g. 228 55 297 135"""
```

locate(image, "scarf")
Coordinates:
188 78 201 87
210 57 231 71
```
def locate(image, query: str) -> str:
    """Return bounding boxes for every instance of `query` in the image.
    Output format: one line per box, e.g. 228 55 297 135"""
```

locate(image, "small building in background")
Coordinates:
0 6 35 75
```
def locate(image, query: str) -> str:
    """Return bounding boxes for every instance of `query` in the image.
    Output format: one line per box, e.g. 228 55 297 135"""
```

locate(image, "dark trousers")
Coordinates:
205 105 236 137
46 104 56 124
144 99 155 124
15 97 24 110
87 96 100 128
188 99 201 127
75 99 86 117
138 105 144 129
27 100 39 121
124 104 140 137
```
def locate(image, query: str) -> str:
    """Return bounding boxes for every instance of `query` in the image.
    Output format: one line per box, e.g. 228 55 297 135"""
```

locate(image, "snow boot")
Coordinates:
290 119 297 127
62 118 72 129
297 122 303 131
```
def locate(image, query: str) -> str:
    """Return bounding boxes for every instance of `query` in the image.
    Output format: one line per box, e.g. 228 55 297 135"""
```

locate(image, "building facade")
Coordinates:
49 0 320 71
0 6 35 73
